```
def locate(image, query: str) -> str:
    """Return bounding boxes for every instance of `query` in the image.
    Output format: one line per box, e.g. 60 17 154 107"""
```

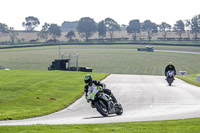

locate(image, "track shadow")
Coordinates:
83 115 117 119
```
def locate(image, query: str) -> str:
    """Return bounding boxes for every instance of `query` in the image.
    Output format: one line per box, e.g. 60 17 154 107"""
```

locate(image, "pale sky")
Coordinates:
1 0 200 30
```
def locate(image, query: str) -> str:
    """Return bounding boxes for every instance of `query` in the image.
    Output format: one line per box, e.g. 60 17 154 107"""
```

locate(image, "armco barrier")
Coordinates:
1 42 200 49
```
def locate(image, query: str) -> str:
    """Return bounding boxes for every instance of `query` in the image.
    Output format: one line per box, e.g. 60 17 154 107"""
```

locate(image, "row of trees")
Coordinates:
37 15 200 42
1 15 200 43
0 23 18 44
74 15 200 41
36 17 120 42
0 22 62 44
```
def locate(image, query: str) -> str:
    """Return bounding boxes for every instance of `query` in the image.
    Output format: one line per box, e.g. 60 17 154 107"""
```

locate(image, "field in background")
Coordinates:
0 45 200 75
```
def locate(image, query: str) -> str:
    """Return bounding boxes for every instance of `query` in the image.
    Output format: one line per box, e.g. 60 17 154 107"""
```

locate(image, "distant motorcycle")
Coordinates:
166 70 175 86
86 86 123 117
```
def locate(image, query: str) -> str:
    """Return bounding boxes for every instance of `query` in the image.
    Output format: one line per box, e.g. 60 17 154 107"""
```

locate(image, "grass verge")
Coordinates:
0 70 108 120
177 73 200 87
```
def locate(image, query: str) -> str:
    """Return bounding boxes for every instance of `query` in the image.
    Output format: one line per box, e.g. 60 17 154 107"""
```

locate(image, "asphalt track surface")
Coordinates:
1 74 200 126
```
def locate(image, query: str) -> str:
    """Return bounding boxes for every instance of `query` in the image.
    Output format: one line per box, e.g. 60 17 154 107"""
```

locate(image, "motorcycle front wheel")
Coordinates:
94 99 109 117
167 78 173 86
115 104 123 115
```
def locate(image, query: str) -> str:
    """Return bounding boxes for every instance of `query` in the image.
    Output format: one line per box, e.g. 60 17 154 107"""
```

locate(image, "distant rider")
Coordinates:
84 74 119 106
164 62 176 79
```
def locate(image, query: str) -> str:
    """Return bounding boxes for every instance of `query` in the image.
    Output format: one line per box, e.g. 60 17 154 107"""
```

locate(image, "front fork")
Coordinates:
97 93 115 113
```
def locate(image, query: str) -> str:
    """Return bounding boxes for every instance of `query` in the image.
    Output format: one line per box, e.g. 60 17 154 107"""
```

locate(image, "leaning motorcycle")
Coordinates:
166 70 175 86
86 86 123 117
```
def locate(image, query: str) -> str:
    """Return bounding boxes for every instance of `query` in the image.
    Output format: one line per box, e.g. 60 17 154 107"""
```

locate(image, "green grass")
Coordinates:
0 70 108 120
0 45 200 75
1 118 200 133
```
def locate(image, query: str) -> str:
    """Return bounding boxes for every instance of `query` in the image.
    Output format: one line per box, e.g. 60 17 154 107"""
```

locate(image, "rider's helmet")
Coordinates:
169 62 173 68
84 74 93 86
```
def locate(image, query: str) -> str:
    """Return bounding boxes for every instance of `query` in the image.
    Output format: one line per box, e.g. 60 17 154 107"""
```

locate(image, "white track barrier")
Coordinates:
197 75 200 82
179 71 188 76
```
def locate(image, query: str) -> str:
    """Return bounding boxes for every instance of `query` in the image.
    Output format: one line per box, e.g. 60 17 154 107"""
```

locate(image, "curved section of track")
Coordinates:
1 74 200 125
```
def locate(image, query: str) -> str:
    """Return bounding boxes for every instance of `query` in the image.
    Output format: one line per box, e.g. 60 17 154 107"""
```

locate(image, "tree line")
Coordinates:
1 15 200 44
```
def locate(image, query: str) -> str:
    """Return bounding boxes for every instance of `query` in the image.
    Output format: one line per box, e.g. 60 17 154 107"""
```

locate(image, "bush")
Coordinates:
183 38 190 41
29 39 37 44
0 41 11 45
47 39 57 43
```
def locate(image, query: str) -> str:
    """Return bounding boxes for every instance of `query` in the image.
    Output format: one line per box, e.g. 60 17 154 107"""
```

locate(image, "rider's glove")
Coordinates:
102 84 106 89
85 95 89 102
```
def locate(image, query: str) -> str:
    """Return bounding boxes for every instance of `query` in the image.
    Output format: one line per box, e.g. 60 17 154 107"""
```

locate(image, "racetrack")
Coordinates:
1 74 200 125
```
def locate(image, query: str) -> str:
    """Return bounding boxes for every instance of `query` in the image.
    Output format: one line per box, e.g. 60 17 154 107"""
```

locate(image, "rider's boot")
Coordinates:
111 95 119 106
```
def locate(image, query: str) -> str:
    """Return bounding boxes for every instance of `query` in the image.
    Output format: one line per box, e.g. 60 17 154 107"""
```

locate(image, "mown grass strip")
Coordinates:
0 70 108 120
1 118 200 133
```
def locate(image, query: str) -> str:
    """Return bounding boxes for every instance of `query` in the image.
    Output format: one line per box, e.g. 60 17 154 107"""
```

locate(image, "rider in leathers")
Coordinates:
84 74 118 105
164 62 176 79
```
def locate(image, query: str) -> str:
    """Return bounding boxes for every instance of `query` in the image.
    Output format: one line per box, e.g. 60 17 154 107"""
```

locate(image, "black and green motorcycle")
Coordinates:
86 87 123 117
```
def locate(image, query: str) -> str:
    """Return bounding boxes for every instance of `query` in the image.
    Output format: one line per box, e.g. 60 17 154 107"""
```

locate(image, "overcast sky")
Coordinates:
1 0 200 30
